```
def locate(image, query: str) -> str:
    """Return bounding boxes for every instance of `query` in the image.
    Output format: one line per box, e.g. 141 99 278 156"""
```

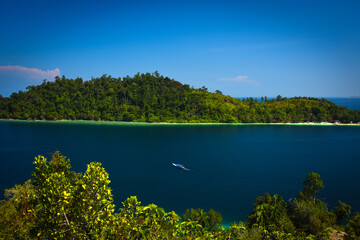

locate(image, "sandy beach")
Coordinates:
1 119 359 127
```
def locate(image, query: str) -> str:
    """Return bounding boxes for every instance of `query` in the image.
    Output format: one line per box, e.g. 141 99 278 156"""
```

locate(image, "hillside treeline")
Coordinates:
1 152 360 239
0 72 359 123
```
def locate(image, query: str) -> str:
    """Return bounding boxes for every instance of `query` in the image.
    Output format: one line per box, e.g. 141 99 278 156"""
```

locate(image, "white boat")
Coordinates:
172 163 190 171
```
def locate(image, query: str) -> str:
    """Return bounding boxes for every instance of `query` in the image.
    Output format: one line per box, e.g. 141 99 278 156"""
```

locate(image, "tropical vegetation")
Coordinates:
1 152 360 239
1 72 359 123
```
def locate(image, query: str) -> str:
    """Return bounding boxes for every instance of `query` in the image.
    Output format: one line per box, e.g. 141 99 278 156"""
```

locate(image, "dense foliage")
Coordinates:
1 152 359 239
1 72 359 123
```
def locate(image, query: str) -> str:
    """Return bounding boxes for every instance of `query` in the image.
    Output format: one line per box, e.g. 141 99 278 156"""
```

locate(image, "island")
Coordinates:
1 72 359 124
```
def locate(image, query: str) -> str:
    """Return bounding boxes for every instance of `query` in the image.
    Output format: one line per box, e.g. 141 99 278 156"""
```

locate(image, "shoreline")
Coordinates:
1 118 359 126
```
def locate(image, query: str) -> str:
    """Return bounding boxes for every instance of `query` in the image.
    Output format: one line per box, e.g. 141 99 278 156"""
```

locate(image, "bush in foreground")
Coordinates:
0 152 358 239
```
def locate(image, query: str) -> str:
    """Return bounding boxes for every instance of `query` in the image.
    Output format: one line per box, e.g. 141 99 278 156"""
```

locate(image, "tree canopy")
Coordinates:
1 72 359 123
1 152 359 239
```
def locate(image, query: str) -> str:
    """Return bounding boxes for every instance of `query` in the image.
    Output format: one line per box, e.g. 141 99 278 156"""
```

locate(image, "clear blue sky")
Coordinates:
1 0 359 97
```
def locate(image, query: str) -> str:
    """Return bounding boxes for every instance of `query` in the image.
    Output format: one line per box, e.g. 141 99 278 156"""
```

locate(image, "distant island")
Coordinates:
1 72 359 123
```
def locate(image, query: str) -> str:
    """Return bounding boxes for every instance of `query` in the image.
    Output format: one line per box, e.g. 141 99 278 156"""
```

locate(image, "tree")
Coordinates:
208 209 223 230
289 173 336 237
115 196 181 239
31 152 115 239
301 172 324 202
335 201 351 225
346 212 360 239
0 180 35 239
200 86 208 92
290 197 335 236
247 193 295 234
182 208 222 231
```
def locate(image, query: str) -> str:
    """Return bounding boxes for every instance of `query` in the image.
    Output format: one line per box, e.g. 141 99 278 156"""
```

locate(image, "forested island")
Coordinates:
1 152 360 239
1 72 359 123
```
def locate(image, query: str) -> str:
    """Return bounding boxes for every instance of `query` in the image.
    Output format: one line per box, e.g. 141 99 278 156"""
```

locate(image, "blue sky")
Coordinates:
0 0 359 97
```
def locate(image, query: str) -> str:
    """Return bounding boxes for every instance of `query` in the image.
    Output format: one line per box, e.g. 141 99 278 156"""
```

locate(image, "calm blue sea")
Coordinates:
1 120 359 225
326 98 360 111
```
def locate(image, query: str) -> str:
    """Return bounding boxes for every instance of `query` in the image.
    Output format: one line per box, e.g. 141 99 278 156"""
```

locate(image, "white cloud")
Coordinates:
0 65 61 96
0 65 60 81
219 75 259 86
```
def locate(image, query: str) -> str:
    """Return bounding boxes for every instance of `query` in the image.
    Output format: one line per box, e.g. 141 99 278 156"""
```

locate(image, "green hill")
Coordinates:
1 72 359 123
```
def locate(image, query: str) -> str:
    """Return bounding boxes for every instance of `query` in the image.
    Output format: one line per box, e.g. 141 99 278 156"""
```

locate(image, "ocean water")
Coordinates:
326 97 360 111
1 120 359 225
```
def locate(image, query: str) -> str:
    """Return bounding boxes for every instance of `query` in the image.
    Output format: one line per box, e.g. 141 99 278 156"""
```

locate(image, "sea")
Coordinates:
0 98 359 225
326 97 360 111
